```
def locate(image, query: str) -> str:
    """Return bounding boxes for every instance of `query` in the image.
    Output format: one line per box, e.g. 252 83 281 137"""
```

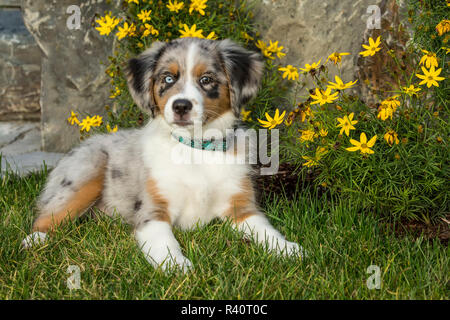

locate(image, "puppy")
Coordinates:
22 38 304 272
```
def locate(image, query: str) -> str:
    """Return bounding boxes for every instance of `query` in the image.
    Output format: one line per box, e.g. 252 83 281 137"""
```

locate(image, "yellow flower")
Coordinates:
278 65 299 81
416 66 445 88
336 112 358 136
319 128 328 137
255 40 273 59
257 109 286 130
327 75 358 90
116 22 136 40
241 108 252 122
137 9 151 23
310 87 339 106
359 36 381 57
189 0 207 16
302 147 328 167
419 50 438 69
91 115 103 127
67 111 80 126
167 0 184 13
107 124 118 133
241 32 254 43
402 84 421 97
127 0 139 4
285 112 294 126
376 96 399 121
377 104 395 121
142 24 159 37
384 129 399 146
109 87 121 99
79 116 94 132
299 129 315 143
442 46 450 54
381 95 401 110
179 24 204 38
95 14 120 36
205 31 218 40
299 60 321 72
326 52 350 65
267 40 286 59
346 132 377 154
436 19 450 36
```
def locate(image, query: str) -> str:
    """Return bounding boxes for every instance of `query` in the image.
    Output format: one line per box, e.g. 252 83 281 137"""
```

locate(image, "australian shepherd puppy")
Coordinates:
22 37 304 272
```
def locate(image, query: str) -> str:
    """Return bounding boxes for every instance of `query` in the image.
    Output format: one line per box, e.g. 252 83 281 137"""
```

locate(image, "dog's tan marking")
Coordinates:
224 177 258 223
146 178 171 223
203 82 231 122
192 62 207 78
168 62 179 76
33 170 105 232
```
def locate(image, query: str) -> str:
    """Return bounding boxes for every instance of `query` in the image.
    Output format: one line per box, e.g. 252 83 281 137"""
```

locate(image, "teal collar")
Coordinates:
172 133 229 151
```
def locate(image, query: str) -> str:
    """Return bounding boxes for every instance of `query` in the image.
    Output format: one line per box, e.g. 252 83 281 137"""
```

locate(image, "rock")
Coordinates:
0 121 64 176
252 0 408 102
0 121 40 155
0 7 41 121
21 0 120 152
1 151 64 176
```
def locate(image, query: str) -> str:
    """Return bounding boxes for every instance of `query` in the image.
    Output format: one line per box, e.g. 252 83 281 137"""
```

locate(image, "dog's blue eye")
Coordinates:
164 76 175 84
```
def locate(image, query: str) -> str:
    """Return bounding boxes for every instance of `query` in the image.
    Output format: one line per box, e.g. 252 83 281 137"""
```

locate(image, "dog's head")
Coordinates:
126 38 263 131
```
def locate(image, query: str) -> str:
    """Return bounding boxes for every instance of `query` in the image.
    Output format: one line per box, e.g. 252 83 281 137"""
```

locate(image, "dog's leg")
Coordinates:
23 143 107 248
135 220 192 272
134 178 192 272
224 178 305 258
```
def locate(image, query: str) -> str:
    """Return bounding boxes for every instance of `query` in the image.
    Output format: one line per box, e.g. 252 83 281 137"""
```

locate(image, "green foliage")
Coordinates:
275 1 449 223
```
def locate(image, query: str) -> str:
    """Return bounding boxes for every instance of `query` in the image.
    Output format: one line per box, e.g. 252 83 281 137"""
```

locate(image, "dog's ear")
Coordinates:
126 41 167 116
217 39 264 115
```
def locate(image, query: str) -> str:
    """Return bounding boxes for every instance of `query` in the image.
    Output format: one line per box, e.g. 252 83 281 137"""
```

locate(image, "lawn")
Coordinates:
0 168 448 299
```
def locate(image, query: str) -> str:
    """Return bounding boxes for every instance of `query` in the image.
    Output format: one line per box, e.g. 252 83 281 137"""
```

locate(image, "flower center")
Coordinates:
361 143 368 149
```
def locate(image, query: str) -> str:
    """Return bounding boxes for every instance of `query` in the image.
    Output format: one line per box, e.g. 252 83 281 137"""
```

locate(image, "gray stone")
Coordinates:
0 8 41 121
252 0 408 103
21 0 120 152
0 121 64 176
1 151 63 176
0 121 40 154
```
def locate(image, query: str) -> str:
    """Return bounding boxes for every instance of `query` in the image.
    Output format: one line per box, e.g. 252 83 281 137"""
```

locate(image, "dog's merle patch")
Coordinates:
134 199 143 212
61 178 72 187
111 168 123 179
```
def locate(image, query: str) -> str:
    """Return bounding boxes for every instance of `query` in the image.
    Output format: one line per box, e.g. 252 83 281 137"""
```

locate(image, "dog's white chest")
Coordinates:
143 132 248 229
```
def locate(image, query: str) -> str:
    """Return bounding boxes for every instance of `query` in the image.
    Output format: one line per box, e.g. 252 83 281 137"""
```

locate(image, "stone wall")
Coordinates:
21 0 119 152
0 5 41 121
254 0 383 85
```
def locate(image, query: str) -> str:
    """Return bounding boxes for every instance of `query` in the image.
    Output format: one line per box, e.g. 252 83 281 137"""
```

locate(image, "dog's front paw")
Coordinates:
21 232 48 249
270 239 306 259
160 254 193 273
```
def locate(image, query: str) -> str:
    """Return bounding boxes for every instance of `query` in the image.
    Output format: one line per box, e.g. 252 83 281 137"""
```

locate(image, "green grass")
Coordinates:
0 169 448 299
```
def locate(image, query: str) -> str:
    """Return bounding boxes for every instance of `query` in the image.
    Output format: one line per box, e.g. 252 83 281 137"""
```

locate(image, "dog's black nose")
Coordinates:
172 99 193 116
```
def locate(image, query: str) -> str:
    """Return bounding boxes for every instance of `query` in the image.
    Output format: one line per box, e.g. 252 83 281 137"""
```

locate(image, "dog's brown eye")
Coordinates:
200 76 213 86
